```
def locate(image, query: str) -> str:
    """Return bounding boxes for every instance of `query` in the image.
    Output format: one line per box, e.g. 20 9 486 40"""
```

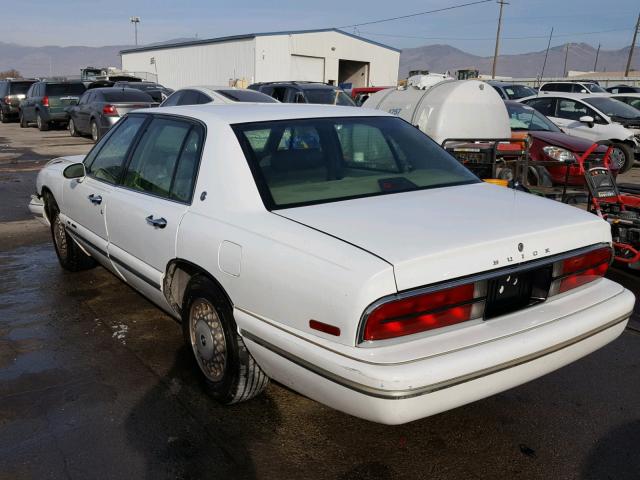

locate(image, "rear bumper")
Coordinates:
42 110 69 122
236 280 634 424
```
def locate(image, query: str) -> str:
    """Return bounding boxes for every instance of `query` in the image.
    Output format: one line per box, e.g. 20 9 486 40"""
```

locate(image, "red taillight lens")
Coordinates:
550 246 611 295
103 104 117 115
362 282 485 341
42 96 49 107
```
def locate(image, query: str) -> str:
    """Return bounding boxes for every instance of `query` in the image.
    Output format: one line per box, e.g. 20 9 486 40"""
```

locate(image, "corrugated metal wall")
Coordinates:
121 38 256 89
121 31 400 89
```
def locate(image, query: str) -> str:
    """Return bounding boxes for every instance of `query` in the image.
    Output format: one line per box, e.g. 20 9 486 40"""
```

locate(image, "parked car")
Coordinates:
350 87 391 106
248 81 356 106
605 85 640 94
505 101 609 185
609 93 640 112
519 92 640 172
0 78 36 123
539 81 606 94
19 81 86 131
66 88 157 142
112 81 173 102
488 81 537 100
161 86 278 106
28 104 633 425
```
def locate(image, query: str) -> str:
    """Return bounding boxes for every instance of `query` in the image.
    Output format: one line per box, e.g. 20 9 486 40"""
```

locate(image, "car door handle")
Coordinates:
145 215 167 229
88 194 102 205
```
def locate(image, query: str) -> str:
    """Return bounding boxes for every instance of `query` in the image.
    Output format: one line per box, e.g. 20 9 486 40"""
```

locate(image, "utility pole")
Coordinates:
491 0 508 79
594 43 601 71
563 43 570 77
539 27 553 83
625 11 640 77
130 16 141 46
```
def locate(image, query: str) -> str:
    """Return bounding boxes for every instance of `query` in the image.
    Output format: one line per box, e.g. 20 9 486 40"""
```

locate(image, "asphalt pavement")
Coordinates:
1 121 639 480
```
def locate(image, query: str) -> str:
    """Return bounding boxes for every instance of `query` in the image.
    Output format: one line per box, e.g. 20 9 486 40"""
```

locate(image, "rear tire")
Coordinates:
69 118 79 137
37 112 49 131
44 192 95 272
0 109 8 123
611 143 634 174
19 111 27 128
90 120 100 143
182 275 269 404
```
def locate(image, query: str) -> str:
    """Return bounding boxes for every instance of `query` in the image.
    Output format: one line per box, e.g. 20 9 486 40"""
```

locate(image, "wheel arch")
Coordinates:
41 186 58 223
164 259 233 318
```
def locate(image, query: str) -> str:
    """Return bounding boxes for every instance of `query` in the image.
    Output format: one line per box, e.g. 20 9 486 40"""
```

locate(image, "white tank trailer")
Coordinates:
362 79 510 146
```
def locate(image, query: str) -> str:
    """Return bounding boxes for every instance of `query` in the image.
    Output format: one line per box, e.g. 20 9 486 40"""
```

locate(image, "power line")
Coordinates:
338 0 493 29
358 27 629 42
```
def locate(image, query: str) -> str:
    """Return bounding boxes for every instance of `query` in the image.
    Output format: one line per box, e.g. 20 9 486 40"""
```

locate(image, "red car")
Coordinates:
505 101 610 186
351 87 391 106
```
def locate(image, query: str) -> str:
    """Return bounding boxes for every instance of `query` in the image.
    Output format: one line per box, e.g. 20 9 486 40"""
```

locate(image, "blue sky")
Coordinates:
4 0 639 55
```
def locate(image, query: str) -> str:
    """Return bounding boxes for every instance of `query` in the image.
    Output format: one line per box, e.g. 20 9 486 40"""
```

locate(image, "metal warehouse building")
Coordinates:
120 29 400 90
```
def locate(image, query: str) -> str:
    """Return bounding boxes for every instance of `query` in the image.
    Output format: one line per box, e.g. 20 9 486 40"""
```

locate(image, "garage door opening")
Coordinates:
338 60 369 88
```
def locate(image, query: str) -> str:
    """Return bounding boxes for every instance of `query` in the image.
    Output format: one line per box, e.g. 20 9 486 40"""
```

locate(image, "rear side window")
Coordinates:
86 116 146 184
122 118 203 201
177 90 210 105
161 91 183 106
524 98 556 117
8 82 33 95
103 90 153 102
46 83 86 96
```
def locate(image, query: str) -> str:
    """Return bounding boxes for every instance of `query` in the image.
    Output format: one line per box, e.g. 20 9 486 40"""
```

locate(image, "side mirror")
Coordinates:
579 115 595 128
63 162 86 179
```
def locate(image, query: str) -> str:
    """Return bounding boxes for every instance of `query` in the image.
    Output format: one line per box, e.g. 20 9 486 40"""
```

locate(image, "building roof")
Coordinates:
119 28 401 55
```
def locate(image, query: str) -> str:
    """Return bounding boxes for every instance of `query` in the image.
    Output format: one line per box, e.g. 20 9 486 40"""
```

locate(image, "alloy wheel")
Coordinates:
610 147 627 171
91 122 98 142
189 298 227 382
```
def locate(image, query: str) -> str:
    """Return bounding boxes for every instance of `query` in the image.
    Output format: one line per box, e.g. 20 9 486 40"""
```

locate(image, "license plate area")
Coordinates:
484 266 552 320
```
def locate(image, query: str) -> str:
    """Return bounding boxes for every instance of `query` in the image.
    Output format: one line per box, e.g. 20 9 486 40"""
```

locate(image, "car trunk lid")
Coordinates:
108 102 158 116
276 182 610 292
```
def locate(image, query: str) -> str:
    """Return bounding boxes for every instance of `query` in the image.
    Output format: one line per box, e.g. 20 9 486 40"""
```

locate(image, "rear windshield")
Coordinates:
216 89 278 103
103 90 153 102
585 83 605 93
506 102 560 132
46 83 86 96
233 116 478 209
304 89 356 106
9 82 34 94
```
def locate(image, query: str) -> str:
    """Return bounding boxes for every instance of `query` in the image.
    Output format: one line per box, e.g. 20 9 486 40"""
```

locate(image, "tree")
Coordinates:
0 69 22 79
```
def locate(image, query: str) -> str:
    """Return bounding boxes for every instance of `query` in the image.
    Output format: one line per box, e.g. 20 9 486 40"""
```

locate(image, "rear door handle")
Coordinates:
88 194 102 205
145 215 167 229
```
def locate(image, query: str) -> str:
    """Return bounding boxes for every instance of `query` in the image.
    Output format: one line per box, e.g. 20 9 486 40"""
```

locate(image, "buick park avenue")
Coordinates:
29 104 634 424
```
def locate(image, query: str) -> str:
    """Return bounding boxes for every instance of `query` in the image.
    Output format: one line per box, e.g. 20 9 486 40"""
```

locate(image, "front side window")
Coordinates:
161 91 183 107
122 118 203 201
233 116 478 209
557 99 591 121
87 116 146 184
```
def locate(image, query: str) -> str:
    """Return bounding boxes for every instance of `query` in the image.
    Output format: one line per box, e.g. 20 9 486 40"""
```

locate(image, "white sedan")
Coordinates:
519 92 640 172
161 85 278 106
29 104 634 424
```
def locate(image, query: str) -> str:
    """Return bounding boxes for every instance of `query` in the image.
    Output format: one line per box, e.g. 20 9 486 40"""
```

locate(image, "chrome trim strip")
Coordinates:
357 242 611 344
241 312 630 400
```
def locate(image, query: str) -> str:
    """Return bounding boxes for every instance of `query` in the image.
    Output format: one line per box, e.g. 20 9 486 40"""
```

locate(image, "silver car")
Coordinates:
66 88 158 142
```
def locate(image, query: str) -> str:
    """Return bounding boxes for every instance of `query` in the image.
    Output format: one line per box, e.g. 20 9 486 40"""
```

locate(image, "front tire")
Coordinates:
37 112 49 131
45 193 95 272
610 143 634 174
182 275 269 404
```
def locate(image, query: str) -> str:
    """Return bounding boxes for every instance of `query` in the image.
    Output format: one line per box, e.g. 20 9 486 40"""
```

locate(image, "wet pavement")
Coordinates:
1 122 640 479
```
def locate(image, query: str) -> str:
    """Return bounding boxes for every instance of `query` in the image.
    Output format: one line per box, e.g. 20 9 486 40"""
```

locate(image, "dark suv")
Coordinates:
20 81 86 131
248 81 355 106
0 79 36 123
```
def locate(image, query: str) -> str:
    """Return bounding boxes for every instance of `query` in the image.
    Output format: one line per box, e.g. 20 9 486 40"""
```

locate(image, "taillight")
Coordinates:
550 246 611 295
103 104 117 115
362 281 486 341
42 96 49 107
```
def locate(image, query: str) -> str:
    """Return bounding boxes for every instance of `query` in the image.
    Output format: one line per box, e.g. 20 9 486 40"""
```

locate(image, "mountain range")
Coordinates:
1 40 638 80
